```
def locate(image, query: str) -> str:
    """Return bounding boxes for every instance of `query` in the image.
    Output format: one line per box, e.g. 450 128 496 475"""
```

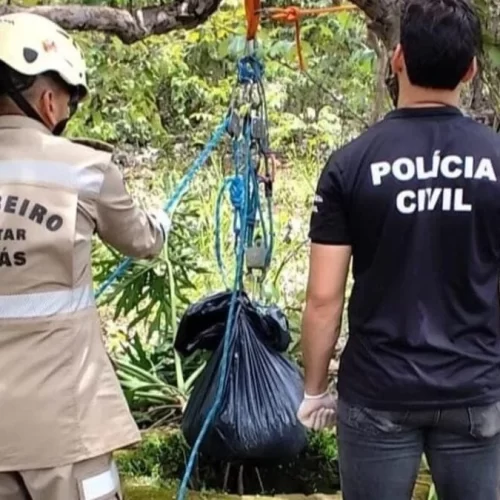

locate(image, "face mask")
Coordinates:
52 96 79 136
52 118 69 136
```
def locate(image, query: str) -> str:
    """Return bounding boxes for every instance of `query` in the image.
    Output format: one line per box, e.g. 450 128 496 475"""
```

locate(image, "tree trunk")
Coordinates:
0 0 223 43
0 0 404 48
350 0 500 122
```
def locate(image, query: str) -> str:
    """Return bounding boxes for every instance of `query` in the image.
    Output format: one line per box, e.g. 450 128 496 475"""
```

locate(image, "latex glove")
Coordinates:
150 210 171 240
297 390 337 431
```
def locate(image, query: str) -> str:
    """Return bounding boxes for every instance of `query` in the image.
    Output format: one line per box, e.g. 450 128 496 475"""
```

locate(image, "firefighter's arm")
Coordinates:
95 161 168 259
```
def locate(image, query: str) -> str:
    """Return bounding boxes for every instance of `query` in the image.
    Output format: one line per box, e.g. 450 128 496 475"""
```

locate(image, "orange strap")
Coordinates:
245 0 261 40
263 4 358 70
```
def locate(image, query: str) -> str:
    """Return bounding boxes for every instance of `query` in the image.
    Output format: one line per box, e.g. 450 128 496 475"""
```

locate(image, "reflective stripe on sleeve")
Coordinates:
0 285 95 319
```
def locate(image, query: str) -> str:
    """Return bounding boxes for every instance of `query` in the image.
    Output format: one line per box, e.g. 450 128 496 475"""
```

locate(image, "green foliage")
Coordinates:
114 331 208 427
123 478 207 500
116 428 340 495
117 430 188 480
68 4 375 148
123 477 232 500
118 436 435 499
123 479 179 500
427 484 437 500
71 0 374 427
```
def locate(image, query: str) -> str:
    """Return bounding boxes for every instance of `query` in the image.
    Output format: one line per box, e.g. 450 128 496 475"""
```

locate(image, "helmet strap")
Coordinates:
0 69 48 128
5 88 45 124
0 69 79 136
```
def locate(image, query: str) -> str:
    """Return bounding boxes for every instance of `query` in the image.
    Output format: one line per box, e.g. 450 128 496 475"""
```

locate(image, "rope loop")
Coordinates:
229 175 245 210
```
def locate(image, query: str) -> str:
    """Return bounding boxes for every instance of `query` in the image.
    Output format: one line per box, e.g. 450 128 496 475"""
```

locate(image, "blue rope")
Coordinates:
176 120 253 500
94 118 229 300
214 177 232 289
213 60 275 287
237 54 264 84
229 174 245 210
214 173 247 287
93 53 274 500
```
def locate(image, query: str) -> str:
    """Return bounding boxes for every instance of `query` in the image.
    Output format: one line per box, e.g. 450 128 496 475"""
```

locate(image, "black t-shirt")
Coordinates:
309 106 500 410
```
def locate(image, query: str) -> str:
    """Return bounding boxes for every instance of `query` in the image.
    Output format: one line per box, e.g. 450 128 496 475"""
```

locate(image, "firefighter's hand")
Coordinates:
150 210 171 240
297 390 337 430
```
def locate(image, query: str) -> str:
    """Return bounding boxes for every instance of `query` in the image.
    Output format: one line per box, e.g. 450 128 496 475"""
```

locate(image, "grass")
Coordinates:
123 476 431 500
116 429 436 499
123 477 221 500
123 477 344 500
116 428 341 496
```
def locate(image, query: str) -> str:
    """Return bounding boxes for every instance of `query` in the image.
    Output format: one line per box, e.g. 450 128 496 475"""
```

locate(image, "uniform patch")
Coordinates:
370 152 497 214
80 462 120 500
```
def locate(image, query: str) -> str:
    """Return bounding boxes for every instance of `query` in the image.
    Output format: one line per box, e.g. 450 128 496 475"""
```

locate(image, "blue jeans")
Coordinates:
337 398 500 500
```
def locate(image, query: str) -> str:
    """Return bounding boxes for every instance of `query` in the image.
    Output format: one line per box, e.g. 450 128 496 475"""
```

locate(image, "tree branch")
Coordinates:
0 0 223 44
366 27 388 123
349 0 401 47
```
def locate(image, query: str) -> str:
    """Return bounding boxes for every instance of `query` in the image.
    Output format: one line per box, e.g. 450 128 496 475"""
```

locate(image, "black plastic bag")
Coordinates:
178 291 308 462
175 290 291 356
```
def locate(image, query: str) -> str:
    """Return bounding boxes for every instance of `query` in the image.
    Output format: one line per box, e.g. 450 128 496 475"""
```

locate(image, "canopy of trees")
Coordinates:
2 0 499 122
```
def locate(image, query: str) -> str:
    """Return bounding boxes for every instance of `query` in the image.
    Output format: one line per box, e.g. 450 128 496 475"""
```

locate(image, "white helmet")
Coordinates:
0 12 88 100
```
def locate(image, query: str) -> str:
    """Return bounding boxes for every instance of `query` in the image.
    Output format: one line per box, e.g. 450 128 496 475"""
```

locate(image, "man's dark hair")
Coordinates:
400 0 482 90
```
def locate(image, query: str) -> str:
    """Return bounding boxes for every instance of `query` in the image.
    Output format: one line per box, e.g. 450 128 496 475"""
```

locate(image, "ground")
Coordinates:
123 477 432 499
124 479 344 500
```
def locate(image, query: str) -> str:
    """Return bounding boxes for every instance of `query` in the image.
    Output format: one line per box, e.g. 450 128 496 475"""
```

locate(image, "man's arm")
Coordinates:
95 162 167 259
301 243 351 395
301 158 352 396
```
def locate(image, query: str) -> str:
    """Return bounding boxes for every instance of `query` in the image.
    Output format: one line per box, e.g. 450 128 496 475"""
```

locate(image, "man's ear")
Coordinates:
390 43 404 74
39 89 57 127
461 56 478 84
39 89 50 113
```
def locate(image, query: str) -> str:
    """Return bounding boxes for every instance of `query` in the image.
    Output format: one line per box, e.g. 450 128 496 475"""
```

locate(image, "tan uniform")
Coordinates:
0 115 165 499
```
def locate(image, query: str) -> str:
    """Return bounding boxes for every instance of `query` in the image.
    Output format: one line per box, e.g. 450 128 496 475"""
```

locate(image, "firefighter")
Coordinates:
0 12 168 500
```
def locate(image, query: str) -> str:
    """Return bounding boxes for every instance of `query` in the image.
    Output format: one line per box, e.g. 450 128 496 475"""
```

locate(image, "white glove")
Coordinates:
150 210 171 240
297 390 337 431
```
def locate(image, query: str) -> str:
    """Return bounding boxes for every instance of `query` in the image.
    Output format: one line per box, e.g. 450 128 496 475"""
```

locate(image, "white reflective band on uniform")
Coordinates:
0 285 94 319
0 160 104 195
81 462 120 500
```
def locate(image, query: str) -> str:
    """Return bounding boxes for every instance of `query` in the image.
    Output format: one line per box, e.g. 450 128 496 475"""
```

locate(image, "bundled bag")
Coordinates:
175 291 308 462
